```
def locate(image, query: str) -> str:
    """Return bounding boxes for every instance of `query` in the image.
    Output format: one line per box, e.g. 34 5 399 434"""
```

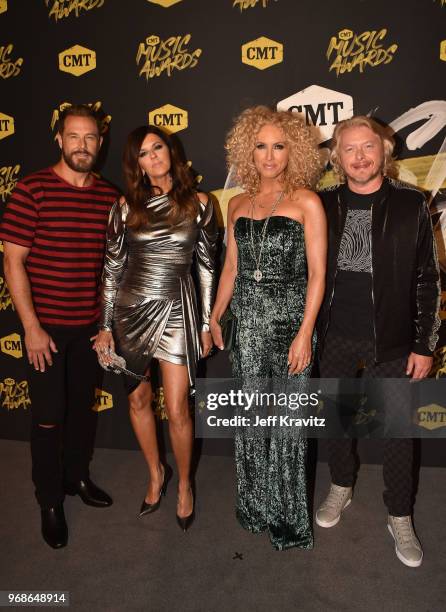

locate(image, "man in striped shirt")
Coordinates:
0 104 118 549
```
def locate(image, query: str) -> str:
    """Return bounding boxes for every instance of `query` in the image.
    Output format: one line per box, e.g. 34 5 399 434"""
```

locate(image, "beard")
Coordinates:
62 149 97 173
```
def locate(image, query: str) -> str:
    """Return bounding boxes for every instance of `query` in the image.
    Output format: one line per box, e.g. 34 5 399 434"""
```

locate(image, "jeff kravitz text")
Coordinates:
207 414 326 428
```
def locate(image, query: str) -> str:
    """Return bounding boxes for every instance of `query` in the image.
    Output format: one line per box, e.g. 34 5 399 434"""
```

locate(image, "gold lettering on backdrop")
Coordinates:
0 276 14 311
327 28 398 76
0 378 30 411
154 386 167 419
136 34 202 80
0 44 23 79
233 0 273 10
432 345 446 378
46 0 105 21
50 101 111 134
0 164 20 203
441 292 446 320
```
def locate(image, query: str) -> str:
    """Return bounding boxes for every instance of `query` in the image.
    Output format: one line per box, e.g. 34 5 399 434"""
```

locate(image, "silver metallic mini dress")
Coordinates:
100 193 218 389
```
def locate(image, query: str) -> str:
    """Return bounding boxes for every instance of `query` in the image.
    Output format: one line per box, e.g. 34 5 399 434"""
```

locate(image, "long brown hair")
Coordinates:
123 125 198 230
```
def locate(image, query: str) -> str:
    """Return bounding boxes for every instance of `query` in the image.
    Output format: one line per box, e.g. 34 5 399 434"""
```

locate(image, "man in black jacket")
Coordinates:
316 116 441 568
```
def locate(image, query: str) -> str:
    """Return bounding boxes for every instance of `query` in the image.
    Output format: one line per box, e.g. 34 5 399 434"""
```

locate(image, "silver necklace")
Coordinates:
249 190 284 282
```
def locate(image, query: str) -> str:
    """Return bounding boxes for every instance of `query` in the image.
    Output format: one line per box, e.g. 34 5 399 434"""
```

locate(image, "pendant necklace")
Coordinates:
249 190 284 282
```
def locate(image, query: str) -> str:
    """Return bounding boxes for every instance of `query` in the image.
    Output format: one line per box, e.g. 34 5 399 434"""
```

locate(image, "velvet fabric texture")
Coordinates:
231 216 314 550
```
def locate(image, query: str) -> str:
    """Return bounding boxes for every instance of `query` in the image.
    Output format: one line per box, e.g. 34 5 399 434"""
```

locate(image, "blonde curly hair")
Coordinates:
330 116 397 181
225 106 323 196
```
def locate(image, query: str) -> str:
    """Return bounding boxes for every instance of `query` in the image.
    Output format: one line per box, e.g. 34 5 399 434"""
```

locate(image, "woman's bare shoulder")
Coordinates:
229 191 250 213
290 188 323 213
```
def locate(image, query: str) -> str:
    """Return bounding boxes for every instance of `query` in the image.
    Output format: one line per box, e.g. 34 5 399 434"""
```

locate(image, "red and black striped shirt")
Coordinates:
0 167 118 326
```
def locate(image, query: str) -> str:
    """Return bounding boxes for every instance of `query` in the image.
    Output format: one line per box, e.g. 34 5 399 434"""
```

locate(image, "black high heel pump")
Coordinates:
139 464 173 517
176 487 194 532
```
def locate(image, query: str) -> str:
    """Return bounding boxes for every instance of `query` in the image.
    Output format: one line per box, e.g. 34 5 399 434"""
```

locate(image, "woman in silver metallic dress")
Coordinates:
93 126 218 530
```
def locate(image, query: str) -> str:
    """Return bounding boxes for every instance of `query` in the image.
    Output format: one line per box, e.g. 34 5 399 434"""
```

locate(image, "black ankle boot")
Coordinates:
41 504 68 549
64 478 113 507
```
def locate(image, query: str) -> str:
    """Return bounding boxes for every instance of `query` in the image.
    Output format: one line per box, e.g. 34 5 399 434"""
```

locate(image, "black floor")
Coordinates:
1 440 445 612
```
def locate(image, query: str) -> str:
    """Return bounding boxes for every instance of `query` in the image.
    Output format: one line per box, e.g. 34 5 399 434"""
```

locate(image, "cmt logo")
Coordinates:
148 104 188 134
0 333 23 359
416 404 446 431
241 36 283 70
277 85 353 143
59 45 96 76
0 0 7 15
441 40 446 62
147 0 182 5
0 112 14 140
92 388 113 412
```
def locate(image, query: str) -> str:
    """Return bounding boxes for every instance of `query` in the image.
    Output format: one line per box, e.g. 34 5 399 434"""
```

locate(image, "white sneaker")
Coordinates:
315 484 352 528
387 515 423 568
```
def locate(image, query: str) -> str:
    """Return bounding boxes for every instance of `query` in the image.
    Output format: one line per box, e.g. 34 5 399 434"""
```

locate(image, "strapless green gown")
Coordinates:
231 216 314 551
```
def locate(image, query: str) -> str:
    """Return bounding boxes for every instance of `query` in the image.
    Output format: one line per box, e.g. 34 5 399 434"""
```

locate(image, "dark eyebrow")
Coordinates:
65 132 98 137
140 140 163 150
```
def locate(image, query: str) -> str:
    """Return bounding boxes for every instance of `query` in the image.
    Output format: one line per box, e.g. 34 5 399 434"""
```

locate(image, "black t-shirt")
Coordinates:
329 183 384 340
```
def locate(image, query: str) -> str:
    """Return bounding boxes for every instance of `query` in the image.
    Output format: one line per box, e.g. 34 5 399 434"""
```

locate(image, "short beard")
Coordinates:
62 149 96 173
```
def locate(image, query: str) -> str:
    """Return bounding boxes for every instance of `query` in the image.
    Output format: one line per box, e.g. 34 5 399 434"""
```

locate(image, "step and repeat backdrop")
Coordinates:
1 0 445 463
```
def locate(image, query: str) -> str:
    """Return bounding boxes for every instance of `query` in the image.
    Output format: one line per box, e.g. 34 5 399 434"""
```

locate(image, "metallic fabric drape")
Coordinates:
100 193 218 386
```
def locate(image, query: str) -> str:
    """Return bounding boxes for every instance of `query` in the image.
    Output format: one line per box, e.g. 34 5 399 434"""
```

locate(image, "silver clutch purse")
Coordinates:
98 349 148 381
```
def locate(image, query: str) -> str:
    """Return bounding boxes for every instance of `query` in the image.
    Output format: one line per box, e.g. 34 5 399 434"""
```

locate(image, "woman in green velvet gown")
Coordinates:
210 106 327 550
